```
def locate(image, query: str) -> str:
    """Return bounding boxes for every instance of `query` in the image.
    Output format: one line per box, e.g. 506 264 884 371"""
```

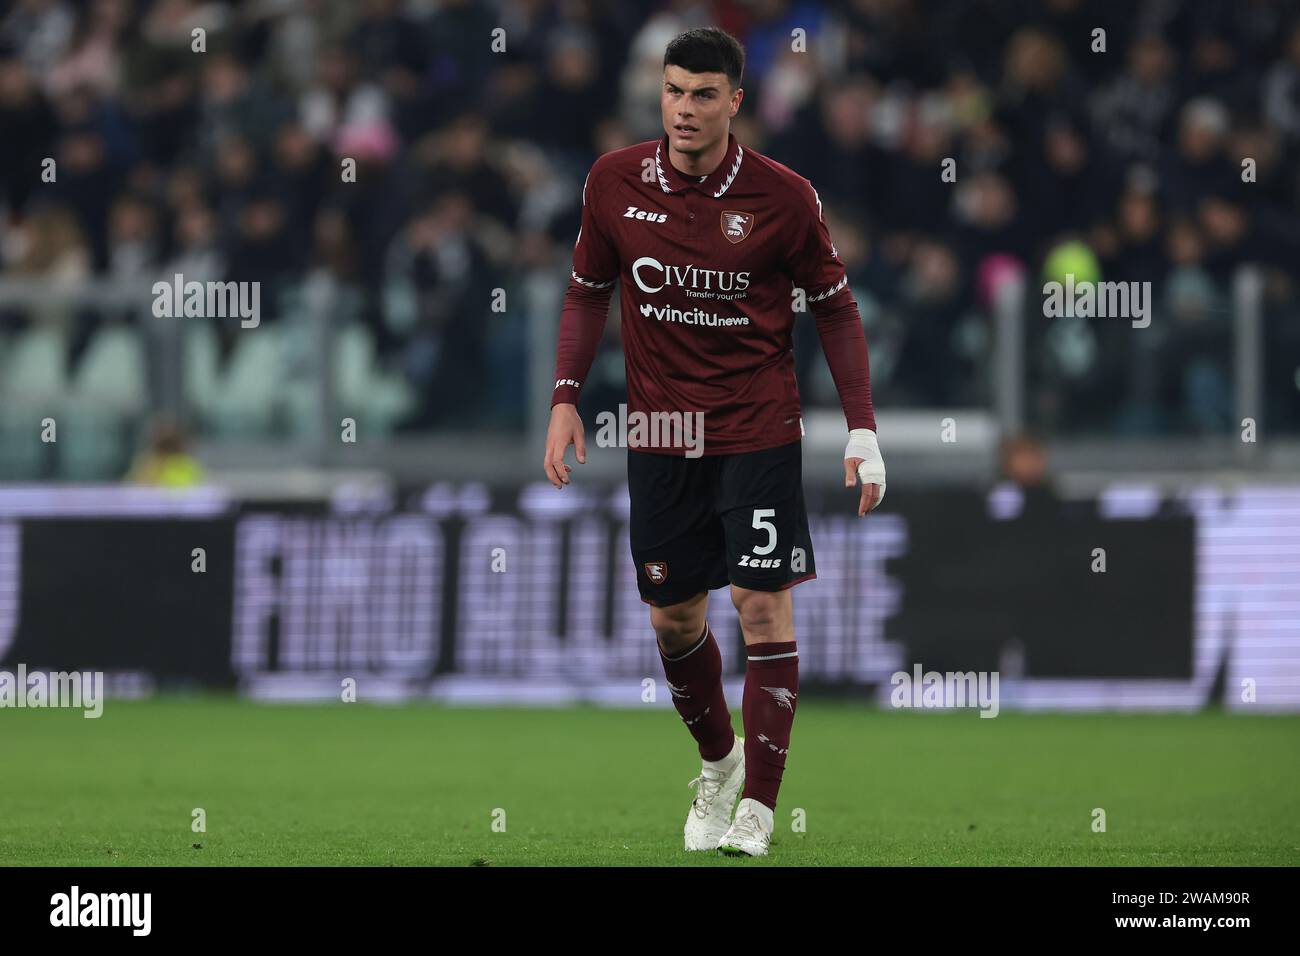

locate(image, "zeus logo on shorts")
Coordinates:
738 555 782 569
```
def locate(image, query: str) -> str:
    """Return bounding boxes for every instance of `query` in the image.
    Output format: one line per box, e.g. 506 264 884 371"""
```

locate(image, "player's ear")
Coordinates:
730 87 743 115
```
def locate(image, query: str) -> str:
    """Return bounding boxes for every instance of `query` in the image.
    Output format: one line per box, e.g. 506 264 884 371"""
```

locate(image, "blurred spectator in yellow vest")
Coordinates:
128 417 204 487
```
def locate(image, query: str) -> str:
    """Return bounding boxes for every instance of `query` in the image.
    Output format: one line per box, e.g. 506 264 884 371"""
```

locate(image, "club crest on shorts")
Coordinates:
720 210 754 243
644 561 668 584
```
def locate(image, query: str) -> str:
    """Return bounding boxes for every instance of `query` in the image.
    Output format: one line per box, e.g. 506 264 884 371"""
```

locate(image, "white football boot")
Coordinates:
683 735 745 851
717 797 773 857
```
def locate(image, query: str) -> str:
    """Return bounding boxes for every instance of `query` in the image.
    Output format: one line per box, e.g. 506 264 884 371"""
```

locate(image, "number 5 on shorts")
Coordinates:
752 508 777 555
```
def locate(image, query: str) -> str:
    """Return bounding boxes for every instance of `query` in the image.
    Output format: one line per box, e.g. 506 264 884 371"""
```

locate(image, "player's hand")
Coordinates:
544 403 586 489
843 428 886 517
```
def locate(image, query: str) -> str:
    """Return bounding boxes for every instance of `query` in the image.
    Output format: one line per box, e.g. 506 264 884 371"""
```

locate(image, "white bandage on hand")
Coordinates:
844 428 886 509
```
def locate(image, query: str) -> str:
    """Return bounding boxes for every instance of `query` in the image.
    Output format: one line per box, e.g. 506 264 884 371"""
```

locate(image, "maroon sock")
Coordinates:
741 640 799 812
659 623 736 762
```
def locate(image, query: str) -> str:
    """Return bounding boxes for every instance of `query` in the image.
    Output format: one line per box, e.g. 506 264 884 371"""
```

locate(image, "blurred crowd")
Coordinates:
2 0 1298 436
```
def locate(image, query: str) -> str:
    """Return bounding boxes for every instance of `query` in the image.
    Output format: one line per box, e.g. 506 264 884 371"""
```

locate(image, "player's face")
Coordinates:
662 64 741 157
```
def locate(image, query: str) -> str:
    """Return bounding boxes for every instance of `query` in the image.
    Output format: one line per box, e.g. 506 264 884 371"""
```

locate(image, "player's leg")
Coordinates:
650 591 735 761
725 584 798 854
714 440 815 855
627 449 742 849
651 594 744 850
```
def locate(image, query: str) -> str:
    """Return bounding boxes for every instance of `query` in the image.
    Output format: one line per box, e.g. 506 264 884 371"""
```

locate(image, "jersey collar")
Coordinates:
655 132 745 199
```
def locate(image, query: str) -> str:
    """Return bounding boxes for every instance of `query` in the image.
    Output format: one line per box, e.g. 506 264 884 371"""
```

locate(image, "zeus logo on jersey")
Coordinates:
624 205 668 223
631 256 750 299
738 555 782 569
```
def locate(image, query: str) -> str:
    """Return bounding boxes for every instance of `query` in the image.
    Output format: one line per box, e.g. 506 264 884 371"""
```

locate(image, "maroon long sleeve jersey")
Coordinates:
552 131 875 455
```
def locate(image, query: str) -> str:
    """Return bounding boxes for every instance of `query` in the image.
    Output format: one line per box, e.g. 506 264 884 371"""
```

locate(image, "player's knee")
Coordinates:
731 587 782 636
650 606 704 656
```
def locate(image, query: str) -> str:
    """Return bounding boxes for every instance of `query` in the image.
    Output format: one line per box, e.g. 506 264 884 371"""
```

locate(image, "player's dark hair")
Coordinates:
664 28 745 90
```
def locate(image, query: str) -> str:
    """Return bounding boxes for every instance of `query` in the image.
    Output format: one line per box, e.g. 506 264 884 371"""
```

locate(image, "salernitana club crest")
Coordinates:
720 210 754 243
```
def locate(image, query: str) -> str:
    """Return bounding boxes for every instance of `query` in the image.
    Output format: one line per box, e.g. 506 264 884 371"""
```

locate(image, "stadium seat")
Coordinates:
69 324 149 412
206 326 286 436
57 404 134 480
0 406 49 479
0 325 67 403
279 322 416 438
363 370 416 433
335 322 375 405
337 323 416 435
184 321 221 425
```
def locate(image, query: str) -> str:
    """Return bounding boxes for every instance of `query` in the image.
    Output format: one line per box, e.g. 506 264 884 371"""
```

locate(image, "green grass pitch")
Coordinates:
1 698 1296 866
